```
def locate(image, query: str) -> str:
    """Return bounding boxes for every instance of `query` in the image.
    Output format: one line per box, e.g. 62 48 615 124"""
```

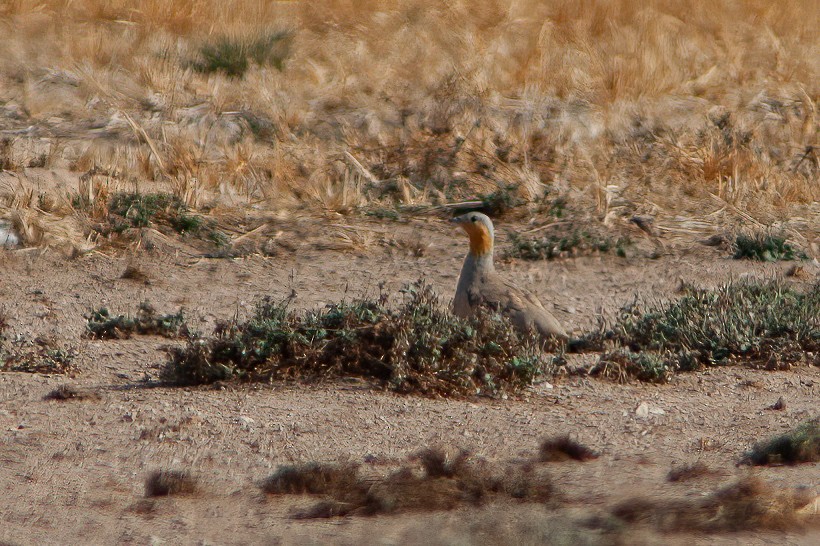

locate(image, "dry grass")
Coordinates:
0 1 817 250
611 476 814 532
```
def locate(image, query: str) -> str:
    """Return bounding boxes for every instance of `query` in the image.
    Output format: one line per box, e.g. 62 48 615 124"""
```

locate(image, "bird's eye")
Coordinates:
471 216 477 222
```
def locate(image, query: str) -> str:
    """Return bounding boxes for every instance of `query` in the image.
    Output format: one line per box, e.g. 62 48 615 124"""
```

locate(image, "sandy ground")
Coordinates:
0 216 818 545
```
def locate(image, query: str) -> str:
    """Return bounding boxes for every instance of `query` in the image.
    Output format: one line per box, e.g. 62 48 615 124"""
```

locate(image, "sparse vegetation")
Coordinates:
590 348 696 383
573 280 819 381
106 193 200 234
611 477 814 532
193 31 291 77
72 192 231 250
120 265 150 283
364 208 401 221
144 470 199 497
0 312 8 369
163 280 543 397
262 446 555 519
86 302 187 340
740 417 820 466
733 232 806 262
107 193 177 229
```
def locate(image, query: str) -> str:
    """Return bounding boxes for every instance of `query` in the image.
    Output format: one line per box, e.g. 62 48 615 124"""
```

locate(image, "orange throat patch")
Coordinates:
463 223 493 256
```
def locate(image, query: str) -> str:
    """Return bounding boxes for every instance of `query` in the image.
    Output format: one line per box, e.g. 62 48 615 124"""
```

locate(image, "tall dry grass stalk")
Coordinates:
0 1 817 238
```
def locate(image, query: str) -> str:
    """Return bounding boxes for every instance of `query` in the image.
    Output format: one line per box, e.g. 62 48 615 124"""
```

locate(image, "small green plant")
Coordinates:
733 232 805 261
86 302 187 339
194 31 290 77
163 280 543 397
205 228 230 247
0 336 77 375
1 316 75 374
507 231 630 260
740 417 819 465
364 207 401 221
169 212 204 234
108 192 185 229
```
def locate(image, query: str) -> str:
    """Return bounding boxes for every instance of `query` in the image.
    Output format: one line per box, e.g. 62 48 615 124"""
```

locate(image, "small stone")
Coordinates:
635 402 650 418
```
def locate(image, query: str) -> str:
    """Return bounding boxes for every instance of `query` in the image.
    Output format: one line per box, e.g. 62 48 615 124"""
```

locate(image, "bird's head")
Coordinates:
451 212 495 256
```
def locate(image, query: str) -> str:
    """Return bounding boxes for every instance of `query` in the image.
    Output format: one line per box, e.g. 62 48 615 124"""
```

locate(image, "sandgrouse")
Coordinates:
452 212 568 342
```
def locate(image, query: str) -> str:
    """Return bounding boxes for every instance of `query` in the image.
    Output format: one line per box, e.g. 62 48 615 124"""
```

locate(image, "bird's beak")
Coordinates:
450 215 465 224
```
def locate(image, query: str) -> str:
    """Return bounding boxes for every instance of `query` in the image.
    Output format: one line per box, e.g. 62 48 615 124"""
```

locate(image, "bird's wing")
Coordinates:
467 274 567 339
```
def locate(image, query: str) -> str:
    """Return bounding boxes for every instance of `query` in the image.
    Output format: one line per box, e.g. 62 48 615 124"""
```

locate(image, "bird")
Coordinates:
451 212 568 343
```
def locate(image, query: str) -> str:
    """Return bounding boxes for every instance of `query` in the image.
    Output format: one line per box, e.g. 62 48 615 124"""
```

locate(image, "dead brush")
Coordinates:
162 279 545 397
43 385 102 402
611 476 814 532
144 470 198 497
260 462 361 496
262 446 555 519
120 264 150 283
538 435 599 462
666 461 718 483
